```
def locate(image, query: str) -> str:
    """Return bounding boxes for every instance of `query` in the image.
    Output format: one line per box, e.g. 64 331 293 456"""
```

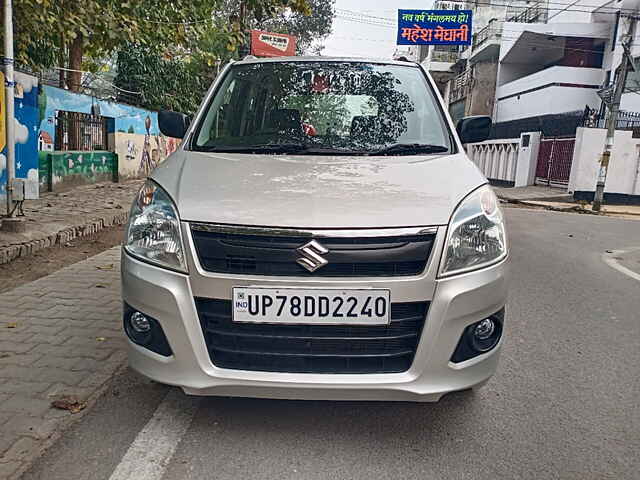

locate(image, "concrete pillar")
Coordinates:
568 127 603 194
514 132 541 187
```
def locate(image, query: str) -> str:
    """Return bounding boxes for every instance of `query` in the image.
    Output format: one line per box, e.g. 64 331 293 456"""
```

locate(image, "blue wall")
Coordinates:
39 85 161 144
0 72 40 199
0 74 164 199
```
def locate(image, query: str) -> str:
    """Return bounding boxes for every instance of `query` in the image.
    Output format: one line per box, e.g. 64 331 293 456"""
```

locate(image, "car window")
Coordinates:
283 94 379 137
193 62 451 154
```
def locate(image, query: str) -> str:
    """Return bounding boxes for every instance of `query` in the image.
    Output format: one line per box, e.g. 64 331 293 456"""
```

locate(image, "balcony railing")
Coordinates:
506 3 548 24
473 19 502 50
449 70 472 102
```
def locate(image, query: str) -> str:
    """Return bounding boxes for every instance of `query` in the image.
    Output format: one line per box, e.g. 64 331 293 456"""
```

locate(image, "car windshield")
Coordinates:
192 61 452 155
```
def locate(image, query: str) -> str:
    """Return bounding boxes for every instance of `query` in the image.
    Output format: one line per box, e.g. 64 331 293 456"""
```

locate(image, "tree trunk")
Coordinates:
67 33 83 92
59 34 66 89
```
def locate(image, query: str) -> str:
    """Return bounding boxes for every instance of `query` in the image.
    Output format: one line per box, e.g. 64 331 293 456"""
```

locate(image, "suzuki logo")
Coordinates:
296 240 329 272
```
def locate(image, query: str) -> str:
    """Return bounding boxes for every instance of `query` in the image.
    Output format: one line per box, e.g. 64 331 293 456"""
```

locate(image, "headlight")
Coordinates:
125 180 187 272
440 185 507 277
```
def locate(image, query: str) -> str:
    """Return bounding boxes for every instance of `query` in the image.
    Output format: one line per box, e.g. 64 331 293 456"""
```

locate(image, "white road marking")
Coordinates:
602 248 640 282
108 388 200 480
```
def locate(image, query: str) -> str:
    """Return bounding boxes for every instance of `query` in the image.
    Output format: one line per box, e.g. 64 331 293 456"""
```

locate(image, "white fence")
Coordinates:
466 138 520 184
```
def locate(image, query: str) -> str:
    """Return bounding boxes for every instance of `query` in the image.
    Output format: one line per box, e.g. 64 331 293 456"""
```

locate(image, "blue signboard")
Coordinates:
397 9 472 46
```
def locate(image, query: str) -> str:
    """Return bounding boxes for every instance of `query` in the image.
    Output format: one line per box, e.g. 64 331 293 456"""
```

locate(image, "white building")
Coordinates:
460 0 640 202
490 0 640 127
414 0 530 121
418 0 637 131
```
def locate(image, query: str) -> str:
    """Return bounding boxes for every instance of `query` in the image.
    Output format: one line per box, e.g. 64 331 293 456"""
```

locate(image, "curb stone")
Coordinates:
0 210 130 265
497 196 640 217
0 180 143 266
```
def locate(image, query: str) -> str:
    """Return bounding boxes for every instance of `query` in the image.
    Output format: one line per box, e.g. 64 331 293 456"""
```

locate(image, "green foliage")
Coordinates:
127 125 135 134
115 45 210 115
7 0 333 114
114 0 329 114
259 0 336 54
6 0 313 74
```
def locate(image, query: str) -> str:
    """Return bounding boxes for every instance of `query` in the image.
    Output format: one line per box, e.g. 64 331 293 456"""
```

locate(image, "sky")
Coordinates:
321 0 435 58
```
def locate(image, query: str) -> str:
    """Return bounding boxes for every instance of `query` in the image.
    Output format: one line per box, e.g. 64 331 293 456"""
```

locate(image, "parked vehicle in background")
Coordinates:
121 57 507 402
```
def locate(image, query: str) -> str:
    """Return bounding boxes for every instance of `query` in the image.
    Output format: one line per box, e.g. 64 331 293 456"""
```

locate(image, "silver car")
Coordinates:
121 57 508 402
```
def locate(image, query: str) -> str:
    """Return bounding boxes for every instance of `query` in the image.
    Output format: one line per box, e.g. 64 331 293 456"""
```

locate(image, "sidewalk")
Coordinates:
492 185 573 202
517 200 640 217
493 185 640 218
0 180 143 265
0 247 126 479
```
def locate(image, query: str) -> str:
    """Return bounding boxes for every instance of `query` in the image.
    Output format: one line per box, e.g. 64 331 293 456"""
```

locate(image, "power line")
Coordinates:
334 15 395 29
335 1 639 23
140 16 215 25
335 8 396 23
47 66 143 94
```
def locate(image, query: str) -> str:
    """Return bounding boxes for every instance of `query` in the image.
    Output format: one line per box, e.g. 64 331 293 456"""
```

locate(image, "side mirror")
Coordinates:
158 110 190 139
456 116 492 144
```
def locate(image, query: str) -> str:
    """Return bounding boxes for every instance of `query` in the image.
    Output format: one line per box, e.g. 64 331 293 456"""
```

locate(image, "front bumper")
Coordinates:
121 225 508 402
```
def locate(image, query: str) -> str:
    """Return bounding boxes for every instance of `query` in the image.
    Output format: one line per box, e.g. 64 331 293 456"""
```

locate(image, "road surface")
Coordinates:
22 208 640 480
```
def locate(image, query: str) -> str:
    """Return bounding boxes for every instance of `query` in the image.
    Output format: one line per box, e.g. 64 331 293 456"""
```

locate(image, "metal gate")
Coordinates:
55 110 109 151
535 137 575 185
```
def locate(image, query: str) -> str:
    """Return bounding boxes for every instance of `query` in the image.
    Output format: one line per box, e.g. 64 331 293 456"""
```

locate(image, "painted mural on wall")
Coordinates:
39 85 161 144
40 151 117 192
0 72 40 199
38 85 178 184
113 130 180 180
2 75 180 196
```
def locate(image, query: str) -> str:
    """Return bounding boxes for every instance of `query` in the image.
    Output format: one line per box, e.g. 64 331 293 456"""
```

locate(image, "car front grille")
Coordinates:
195 298 429 374
190 225 436 277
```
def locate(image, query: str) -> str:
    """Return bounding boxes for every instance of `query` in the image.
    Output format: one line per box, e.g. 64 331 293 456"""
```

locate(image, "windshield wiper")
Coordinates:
201 143 308 154
369 143 449 156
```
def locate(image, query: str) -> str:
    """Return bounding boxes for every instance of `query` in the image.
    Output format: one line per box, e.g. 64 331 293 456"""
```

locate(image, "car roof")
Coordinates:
232 56 420 67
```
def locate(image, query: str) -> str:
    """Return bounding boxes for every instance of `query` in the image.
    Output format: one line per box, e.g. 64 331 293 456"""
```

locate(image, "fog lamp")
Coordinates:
130 311 151 333
450 309 505 363
474 318 495 340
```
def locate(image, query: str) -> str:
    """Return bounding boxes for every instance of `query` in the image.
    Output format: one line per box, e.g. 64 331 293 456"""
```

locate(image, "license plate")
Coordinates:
232 287 390 325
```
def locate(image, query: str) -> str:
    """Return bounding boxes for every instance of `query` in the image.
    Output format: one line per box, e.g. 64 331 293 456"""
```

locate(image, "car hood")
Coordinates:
151 150 487 228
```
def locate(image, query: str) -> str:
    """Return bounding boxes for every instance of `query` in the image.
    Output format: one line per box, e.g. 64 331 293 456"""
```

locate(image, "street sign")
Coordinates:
250 30 296 57
397 9 472 46
0 71 5 152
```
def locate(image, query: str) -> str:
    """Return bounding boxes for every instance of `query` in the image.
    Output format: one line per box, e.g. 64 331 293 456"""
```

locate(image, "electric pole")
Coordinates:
593 15 637 211
3 0 16 217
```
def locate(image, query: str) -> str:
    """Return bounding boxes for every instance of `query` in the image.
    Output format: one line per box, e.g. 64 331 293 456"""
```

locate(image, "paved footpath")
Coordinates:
0 247 125 479
0 180 142 265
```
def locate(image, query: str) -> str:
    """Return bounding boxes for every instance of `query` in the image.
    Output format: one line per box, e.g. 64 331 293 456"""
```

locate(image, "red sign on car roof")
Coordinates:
250 30 296 57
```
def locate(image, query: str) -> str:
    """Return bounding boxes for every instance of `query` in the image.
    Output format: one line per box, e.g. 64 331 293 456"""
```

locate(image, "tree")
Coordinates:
219 0 334 54
259 0 336 54
5 0 311 91
127 126 135 134
113 0 329 114
115 44 209 114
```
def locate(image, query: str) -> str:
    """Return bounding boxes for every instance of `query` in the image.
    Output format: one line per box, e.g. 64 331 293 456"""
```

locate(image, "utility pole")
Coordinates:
3 0 15 217
593 15 637 211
